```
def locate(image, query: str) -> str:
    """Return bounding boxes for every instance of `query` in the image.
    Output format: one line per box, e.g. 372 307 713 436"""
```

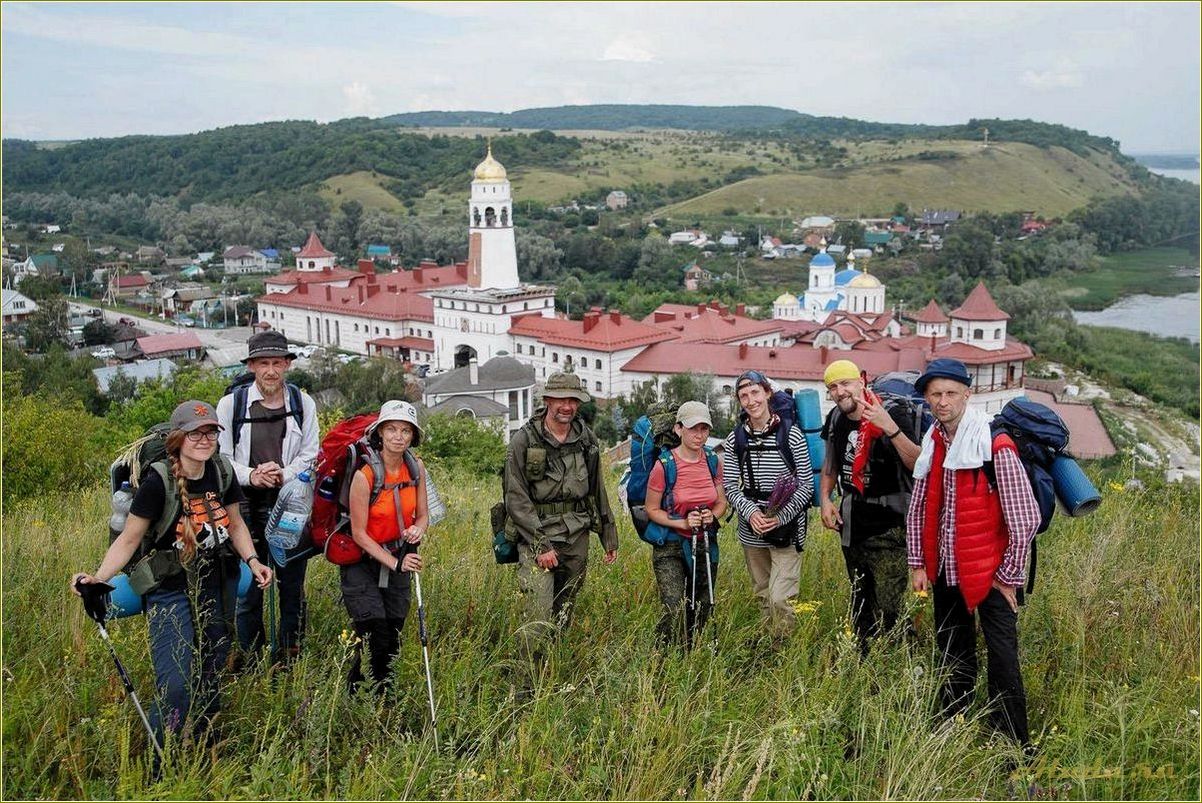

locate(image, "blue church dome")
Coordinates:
810 252 836 269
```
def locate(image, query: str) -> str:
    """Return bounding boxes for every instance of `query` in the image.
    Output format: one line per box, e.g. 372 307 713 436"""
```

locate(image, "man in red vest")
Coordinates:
906 358 1040 748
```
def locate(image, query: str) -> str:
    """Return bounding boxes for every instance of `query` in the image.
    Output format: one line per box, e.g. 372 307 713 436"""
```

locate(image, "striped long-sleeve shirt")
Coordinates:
723 422 814 550
905 430 1040 586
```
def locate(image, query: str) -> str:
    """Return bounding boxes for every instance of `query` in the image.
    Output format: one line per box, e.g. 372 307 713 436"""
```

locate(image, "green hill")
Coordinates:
654 141 1141 219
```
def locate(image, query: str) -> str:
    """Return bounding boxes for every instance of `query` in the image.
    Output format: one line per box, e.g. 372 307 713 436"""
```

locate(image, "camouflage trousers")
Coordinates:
515 534 591 667
841 525 909 654
651 542 715 649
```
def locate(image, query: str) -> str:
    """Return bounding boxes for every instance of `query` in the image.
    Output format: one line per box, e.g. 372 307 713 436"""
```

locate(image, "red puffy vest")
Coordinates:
921 429 1017 612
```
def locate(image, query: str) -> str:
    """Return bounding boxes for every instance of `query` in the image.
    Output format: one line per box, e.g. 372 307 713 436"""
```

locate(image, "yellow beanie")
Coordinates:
823 359 861 387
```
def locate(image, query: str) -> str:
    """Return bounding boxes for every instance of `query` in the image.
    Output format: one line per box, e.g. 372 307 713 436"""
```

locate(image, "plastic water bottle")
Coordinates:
265 469 314 551
109 482 134 534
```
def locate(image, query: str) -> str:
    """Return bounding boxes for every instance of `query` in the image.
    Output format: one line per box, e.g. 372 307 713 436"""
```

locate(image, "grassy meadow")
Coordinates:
1054 248 1200 310
2 466 1198 800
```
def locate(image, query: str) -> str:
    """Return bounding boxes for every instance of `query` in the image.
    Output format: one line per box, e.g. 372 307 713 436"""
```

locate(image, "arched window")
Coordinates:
973 328 984 339
472 208 481 227
552 352 559 363
994 328 1002 339
955 326 964 339
500 207 509 226
484 207 496 227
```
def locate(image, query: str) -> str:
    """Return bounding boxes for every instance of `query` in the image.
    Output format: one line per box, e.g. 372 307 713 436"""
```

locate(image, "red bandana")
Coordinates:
849 388 884 494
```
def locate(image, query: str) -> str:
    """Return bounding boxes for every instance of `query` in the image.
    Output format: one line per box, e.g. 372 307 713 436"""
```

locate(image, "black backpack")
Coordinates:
224 372 304 450
732 389 800 477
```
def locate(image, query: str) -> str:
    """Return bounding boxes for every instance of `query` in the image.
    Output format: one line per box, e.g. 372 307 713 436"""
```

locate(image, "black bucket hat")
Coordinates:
242 330 297 363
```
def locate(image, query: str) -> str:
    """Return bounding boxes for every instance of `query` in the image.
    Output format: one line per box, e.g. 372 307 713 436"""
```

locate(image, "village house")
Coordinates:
135 332 205 362
1 288 38 326
422 354 537 443
605 190 628 210
11 253 59 286
222 246 278 274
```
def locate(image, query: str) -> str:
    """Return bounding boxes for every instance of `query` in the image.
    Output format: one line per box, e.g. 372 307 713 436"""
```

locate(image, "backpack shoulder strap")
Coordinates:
776 422 799 475
213 454 235 496
147 460 180 544
401 450 422 488
230 384 250 450
363 446 387 504
703 446 719 481
286 383 305 428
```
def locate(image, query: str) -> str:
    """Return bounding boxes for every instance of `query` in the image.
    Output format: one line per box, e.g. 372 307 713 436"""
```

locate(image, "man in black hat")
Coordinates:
217 329 319 664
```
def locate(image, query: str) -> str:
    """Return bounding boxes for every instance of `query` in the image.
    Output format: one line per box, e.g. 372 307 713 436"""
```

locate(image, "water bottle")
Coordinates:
109 482 134 535
265 469 314 552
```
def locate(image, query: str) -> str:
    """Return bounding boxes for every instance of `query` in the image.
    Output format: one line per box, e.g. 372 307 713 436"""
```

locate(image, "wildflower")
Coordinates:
1107 481 1125 493
915 589 929 599
791 600 822 615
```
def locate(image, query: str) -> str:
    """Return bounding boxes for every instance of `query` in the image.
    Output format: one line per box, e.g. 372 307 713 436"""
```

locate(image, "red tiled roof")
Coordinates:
266 267 362 287
372 263 468 292
776 319 825 339
297 231 334 259
258 282 436 323
933 337 1032 364
621 342 928 381
114 274 149 288
643 303 782 344
510 309 676 353
368 336 435 351
136 332 203 354
913 299 949 324
950 281 1009 321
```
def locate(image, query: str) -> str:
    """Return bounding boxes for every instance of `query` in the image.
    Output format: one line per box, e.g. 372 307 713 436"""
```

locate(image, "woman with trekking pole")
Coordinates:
71 400 272 757
643 401 728 648
342 400 429 701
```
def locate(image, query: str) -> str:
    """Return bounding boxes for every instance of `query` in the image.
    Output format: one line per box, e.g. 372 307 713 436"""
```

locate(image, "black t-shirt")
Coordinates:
130 460 246 590
825 409 908 536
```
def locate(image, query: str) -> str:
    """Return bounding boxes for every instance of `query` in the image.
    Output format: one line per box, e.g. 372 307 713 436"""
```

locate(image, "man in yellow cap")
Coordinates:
819 359 922 655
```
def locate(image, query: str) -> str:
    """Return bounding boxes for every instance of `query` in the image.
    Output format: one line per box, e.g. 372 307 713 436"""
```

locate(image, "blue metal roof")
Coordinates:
366 244 391 256
834 268 862 286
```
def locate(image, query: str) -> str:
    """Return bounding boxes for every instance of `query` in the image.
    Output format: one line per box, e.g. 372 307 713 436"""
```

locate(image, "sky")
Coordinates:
2 1 1199 153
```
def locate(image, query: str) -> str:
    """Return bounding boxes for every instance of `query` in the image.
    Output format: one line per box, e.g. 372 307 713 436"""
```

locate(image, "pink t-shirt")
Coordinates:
647 449 723 516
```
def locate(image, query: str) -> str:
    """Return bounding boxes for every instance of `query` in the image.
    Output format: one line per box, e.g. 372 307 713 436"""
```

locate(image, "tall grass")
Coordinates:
2 468 1197 799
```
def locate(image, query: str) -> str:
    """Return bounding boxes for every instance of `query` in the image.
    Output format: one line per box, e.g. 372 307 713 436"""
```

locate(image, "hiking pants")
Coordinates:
341 559 411 693
741 543 801 637
933 573 1030 746
515 533 590 662
145 580 236 745
236 494 308 660
841 525 908 654
651 541 715 648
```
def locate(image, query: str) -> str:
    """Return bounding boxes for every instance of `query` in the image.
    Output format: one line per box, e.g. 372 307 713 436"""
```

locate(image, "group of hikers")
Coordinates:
72 328 1041 765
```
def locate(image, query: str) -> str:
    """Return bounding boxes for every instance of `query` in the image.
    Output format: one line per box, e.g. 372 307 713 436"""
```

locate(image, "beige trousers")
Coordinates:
742 543 801 636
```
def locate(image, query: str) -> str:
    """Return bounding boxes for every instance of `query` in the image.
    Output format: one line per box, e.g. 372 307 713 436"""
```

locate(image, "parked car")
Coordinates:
295 344 320 359
91 346 116 359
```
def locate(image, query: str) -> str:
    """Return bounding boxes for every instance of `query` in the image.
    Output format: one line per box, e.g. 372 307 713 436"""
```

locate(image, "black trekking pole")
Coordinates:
75 579 165 765
406 544 438 748
700 522 715 608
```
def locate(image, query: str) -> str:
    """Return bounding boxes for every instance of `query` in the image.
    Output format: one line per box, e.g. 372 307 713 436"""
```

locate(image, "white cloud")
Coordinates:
601 32 656 63
342 82 380 117
1020 60 1085 91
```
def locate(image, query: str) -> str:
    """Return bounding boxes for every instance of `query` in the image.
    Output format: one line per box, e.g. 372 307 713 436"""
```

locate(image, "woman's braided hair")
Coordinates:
164 429 198 564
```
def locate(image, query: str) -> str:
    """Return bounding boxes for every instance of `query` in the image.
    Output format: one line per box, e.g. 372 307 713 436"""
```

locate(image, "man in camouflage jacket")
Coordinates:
504 372 618 667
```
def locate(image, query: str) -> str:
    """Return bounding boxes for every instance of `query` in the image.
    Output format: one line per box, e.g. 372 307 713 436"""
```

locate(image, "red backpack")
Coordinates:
311 413 421 566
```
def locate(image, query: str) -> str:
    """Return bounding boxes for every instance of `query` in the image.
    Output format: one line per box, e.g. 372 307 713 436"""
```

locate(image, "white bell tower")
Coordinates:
466 144 520 290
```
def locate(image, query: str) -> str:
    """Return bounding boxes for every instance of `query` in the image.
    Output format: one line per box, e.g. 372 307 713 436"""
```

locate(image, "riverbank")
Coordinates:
1055 247 1199 310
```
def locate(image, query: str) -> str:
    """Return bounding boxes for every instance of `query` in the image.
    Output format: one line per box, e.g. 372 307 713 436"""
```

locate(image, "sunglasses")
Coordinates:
185 428 220 442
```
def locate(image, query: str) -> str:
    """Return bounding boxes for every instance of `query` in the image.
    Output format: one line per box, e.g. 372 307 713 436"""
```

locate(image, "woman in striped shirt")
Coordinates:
722 370 813 639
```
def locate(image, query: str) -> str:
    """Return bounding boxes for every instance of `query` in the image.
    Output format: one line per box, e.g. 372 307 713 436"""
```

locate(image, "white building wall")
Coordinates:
257 301 429 357
430 293 556 371
950 317 1007 351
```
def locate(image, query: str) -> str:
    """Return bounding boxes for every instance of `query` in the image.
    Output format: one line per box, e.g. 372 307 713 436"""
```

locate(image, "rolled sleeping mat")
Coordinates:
1049 454 1102 517
793 388 825 507
106 562 254 619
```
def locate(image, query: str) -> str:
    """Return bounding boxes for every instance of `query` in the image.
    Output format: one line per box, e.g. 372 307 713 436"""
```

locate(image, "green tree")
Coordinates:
834 220 866 249
23 296 69 352
82 319 117 346
939 219 996 278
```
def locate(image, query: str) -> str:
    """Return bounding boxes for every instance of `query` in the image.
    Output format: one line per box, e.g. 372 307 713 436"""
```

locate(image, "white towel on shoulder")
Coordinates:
912 405 993 479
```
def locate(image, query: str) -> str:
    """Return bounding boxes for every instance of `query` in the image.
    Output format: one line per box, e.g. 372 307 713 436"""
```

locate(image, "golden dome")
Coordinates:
774 292 799 305
473 143 508 182
848 273 882 289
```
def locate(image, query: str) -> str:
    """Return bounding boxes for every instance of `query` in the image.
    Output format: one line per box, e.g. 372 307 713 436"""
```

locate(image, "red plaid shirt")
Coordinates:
906 425 1041 587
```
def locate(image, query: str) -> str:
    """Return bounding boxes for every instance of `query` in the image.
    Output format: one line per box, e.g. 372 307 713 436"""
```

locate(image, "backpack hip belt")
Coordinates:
535 499 588 516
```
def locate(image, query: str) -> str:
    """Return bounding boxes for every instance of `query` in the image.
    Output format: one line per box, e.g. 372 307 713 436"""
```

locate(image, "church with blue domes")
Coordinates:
772 241 886 322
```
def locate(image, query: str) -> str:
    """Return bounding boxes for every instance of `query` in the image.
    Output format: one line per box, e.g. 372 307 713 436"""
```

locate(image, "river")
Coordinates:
1073 291 1200 343
1147 167 1200 184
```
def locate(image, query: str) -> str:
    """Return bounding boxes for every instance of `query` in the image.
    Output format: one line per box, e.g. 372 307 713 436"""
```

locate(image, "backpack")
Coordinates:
981 397 1071 594
636 446 721 547
310 412 422 566
625 409 681 509
108 424 236 590
223 372 304 451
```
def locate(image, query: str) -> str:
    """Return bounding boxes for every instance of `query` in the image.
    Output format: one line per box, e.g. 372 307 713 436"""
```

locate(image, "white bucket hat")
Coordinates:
365 400 423 447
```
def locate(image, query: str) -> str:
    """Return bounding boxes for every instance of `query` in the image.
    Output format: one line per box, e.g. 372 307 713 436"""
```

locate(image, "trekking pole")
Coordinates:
267 575 278 663
700 523 714 607
408 545 438 749
75 579 165 765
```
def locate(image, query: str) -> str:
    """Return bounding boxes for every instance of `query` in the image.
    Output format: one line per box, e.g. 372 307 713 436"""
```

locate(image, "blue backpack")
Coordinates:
625 411 679 509
982 397 1070 594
